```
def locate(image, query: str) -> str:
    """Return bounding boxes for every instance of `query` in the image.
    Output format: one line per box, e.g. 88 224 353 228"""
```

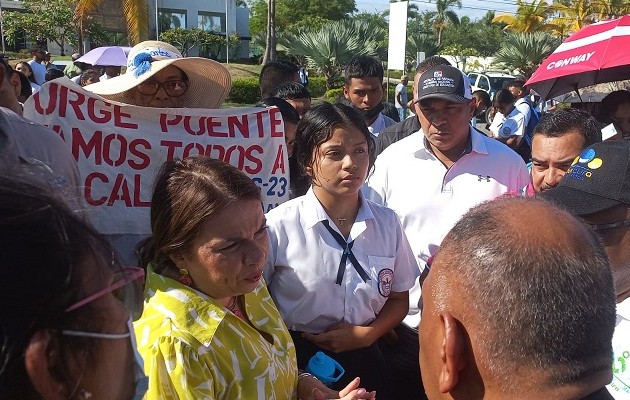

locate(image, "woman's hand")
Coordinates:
302 377 376 400
302 323 374 353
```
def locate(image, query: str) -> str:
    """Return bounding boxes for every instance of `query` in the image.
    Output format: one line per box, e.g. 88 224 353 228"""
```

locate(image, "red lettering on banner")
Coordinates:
73 128 103 164
103 134 128 167
87 97 111 123
160 114 183 132
184 116 207 136
85 172 108 206
255 110 265 138
133 174 151 206
269 108 283 137
206 117 226 137
244 145 263 174
160 140 183 160
67 89 86 121
228 115 249 138
72 128 151 169
33 82 58 115
129 139 151 170
84 173 149 207
183 142 206 158
108 174 133 206
271 145 286 174
50 125 66 141
114 106 137 129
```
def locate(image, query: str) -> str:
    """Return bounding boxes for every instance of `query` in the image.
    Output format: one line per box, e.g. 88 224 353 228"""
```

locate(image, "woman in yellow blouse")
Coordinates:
135 156 375 400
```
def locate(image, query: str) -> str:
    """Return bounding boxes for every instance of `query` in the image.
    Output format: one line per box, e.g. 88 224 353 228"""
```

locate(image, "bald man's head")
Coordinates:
420 197 616 398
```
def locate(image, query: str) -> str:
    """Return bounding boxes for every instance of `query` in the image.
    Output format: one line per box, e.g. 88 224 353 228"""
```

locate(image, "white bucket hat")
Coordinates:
84 40 232 109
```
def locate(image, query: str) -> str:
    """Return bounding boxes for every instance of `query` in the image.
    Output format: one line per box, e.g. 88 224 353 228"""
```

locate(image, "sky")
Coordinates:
355 0 520 20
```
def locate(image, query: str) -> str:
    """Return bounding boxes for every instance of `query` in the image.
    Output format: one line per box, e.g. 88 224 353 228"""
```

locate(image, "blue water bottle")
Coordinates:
306 351 345 387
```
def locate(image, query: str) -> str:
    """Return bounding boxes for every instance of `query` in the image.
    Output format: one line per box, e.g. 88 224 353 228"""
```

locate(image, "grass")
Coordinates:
224 63 262 79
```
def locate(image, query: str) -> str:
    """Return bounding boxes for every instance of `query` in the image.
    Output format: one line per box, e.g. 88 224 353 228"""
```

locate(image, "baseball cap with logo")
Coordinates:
542 140 630 216
416 65 473 104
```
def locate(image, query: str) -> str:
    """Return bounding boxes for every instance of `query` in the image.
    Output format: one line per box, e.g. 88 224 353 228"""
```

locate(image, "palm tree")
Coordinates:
548 0 596 38
429 0 461 47
262 0 276 64
592 0 630 19
75 0 148 44
406 33 439 61
493 0 553 32
277 19 385 89
492 31 559 78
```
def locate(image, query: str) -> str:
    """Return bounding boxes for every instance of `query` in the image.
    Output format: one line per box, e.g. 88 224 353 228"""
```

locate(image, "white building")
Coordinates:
150 0 250 59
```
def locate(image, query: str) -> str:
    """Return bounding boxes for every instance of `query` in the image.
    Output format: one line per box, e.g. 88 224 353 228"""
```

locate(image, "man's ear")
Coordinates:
9 72 21 97
342 85 349 99
438 311 467 394
25 330 65 399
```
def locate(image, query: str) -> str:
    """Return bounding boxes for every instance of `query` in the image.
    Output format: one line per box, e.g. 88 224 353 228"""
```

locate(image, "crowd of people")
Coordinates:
1 41 629 400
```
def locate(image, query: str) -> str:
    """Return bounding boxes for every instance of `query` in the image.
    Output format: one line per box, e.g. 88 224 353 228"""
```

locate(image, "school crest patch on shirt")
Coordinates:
378 268 394 297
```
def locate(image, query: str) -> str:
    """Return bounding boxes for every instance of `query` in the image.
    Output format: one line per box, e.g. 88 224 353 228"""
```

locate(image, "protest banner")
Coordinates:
23 78 289 236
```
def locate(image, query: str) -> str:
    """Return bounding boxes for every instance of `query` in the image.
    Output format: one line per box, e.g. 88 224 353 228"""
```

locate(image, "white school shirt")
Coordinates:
264 189 419 334
609 297 630 399
363 127 530 328
490 105 527 139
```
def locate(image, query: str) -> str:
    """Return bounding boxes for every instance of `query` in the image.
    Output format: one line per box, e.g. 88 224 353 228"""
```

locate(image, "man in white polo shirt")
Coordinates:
364 64 529 399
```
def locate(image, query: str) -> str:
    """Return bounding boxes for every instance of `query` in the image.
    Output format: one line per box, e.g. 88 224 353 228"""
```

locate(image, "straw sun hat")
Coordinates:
85 40 232 109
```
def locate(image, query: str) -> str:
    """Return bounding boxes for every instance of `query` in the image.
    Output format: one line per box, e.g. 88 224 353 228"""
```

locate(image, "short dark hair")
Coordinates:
493 88 515 106
533 108 602 148
259 59 299 98
13 70 32 100
0 176 116 398
434 197 615 385
45 68 65 82
507 79 526 91
415 56 451 75
599 90 630 124
271 81 311 100
472 89 491 108
295 102 375 180
14 62 36 84
344 55 384 85
257 97 301 125
80 68 100 86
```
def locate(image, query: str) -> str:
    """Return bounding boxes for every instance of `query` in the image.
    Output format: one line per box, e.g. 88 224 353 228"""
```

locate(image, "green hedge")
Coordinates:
307 77 327 97
324 88 343 103
227 76 329 104
227 77 260 105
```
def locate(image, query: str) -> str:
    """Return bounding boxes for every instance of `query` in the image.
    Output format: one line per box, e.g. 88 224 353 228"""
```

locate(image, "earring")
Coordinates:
78 389 93 399
178 268 193 286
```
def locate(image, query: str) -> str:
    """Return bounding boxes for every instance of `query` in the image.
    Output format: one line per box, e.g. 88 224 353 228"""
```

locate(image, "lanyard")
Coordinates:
321 220 371 285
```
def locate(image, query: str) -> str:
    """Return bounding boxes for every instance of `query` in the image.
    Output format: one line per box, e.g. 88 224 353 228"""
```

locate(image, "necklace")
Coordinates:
227 296 246 320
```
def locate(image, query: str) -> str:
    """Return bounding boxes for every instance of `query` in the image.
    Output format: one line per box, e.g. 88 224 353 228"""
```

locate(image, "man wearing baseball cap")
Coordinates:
543 140 630 399
364 64 529 398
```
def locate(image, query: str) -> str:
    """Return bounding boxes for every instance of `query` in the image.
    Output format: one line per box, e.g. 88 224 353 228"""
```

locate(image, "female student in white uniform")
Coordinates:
264 102 419 399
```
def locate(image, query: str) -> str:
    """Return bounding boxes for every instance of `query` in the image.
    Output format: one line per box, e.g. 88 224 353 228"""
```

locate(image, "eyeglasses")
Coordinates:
587 219 630 231
62 316 133 340
65 267 145 313
136 79 189 97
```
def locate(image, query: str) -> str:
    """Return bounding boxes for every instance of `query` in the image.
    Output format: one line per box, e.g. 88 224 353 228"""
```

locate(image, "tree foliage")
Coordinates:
159 28 239 59
2 0 103 54
442 11 506 57
492 32 559 78
276 19 383 89
248 0 357 37
75 0 148 44
493 0 553 32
